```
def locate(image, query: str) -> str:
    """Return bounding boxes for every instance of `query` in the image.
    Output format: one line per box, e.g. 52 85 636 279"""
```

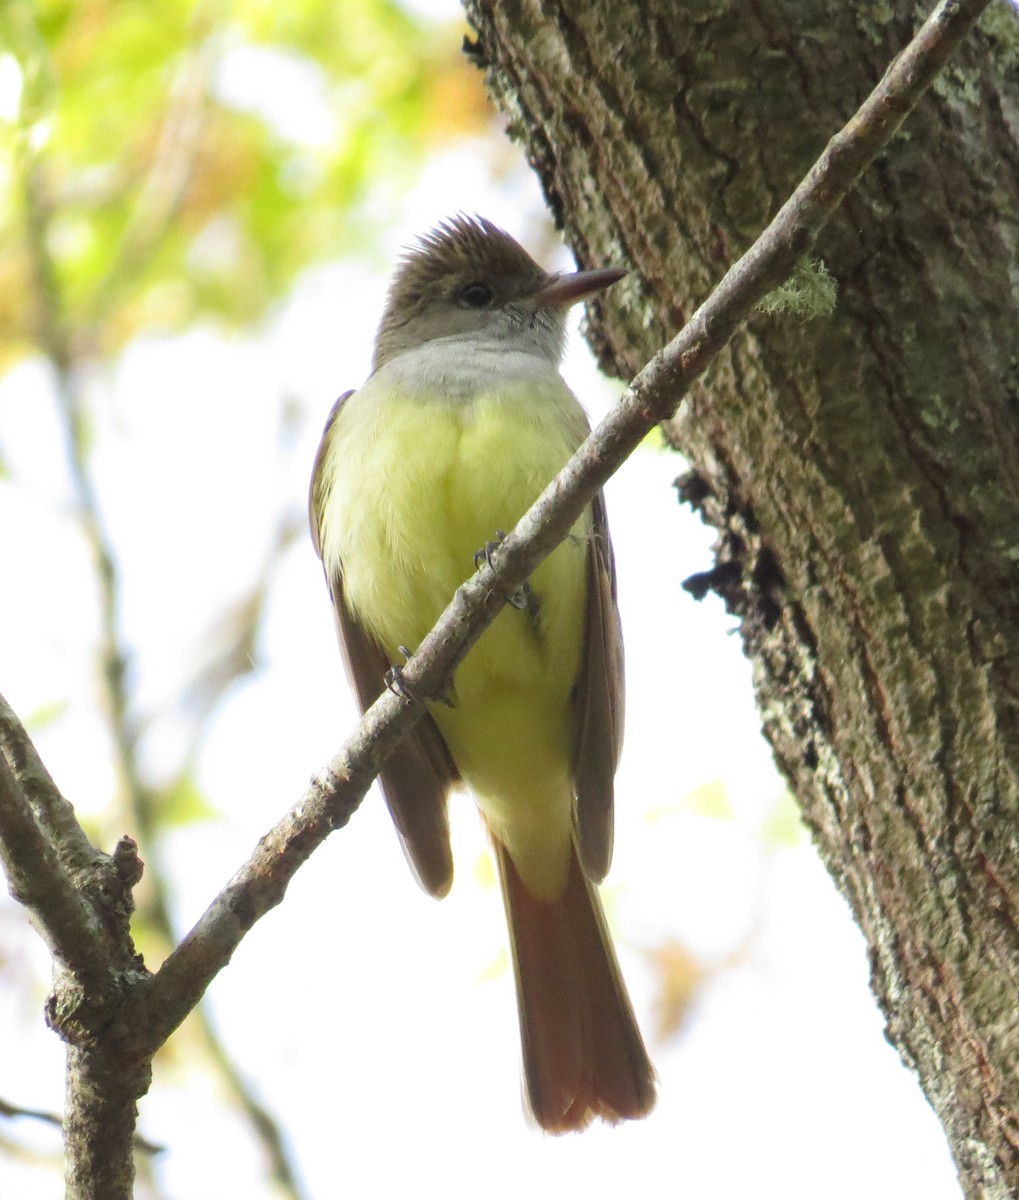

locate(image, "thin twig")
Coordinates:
129 0 993 1053
0 1096 164 1155
195 1008 306 1197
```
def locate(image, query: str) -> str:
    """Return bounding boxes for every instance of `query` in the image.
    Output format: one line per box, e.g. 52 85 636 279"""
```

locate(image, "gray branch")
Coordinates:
129 0 994 1054
0 747 111 981
0 1 993 1194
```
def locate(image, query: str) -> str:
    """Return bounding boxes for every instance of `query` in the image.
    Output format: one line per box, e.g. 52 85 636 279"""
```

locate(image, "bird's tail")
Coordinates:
492 834 656 1132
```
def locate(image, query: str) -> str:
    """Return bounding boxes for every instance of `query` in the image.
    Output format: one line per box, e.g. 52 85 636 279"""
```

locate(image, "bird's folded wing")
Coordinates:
571 491 625 882
328 570 458 897
310 391 458 898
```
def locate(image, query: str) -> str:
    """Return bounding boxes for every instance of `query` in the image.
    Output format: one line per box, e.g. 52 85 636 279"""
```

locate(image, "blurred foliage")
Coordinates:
679 777 734 821
156 770 219 826
651 778 804 849
20 696 69 730
0 0 490 369
649 938 703 1042
0 8 493 1188
760 788 806 849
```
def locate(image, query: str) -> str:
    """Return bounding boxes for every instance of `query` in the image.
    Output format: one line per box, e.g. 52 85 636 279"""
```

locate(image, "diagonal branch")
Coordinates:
127 0 993 1053
0 694 100 876
0 748 111 981
11 17 314 1198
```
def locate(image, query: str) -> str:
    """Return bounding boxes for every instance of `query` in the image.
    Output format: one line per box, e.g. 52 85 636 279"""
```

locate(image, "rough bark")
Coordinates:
63 1042 150 1200
463 1 1019 1196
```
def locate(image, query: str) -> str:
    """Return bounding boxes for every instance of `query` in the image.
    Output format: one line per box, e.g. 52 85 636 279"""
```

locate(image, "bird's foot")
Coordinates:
385 647 455 707
473 529 508 571
473 530 529 610
384 646 417 701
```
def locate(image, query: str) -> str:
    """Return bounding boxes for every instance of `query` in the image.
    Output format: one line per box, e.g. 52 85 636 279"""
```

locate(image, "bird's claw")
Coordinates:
473 529 530 610
385 648 456 707
474 530 508 571
384 663 415 701
385 645 417 700
506 585 529 610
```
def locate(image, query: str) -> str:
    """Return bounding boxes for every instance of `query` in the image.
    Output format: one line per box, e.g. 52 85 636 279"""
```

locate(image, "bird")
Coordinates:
309 214 655 1132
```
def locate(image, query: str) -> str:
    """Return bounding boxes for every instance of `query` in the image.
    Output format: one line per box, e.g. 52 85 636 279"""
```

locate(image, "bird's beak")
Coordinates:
529 266 627 309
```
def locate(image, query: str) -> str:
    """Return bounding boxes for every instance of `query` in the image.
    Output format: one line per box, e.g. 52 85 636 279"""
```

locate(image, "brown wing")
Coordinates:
571 491 625 883
310 392 459 898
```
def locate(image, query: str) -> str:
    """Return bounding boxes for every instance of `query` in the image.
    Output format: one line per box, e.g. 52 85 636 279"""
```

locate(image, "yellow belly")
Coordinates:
318 376 591 898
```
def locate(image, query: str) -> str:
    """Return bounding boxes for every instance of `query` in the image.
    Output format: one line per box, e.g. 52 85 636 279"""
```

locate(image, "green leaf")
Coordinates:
21 697 69 731
760 789 806 849
684 778 733 820
1 0 488 365
157 772 219 826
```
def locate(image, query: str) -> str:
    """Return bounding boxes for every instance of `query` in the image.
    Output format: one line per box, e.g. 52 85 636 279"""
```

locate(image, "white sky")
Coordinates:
0 13 962 1200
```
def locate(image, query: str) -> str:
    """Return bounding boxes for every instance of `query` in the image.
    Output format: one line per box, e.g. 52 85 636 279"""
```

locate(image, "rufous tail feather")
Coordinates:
492 835 656 1133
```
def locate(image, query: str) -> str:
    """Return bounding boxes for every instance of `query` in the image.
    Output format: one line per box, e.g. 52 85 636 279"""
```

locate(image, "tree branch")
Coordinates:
12 24 312 1194
0 1095 164 1156
0 2 995 1192
0 747 111 981
0 693 99 875
126 0 993 1055
63 1044 150 1200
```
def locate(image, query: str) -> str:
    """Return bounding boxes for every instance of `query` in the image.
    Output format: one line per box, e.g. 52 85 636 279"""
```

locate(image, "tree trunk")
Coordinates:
463 1 1019 1195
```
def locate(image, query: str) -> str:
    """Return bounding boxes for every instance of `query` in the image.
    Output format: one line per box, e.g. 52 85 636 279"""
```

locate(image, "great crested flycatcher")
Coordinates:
309 214 655 1132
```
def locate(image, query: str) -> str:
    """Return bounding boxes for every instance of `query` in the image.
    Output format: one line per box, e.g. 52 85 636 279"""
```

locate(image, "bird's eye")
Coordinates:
457 282 494 308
